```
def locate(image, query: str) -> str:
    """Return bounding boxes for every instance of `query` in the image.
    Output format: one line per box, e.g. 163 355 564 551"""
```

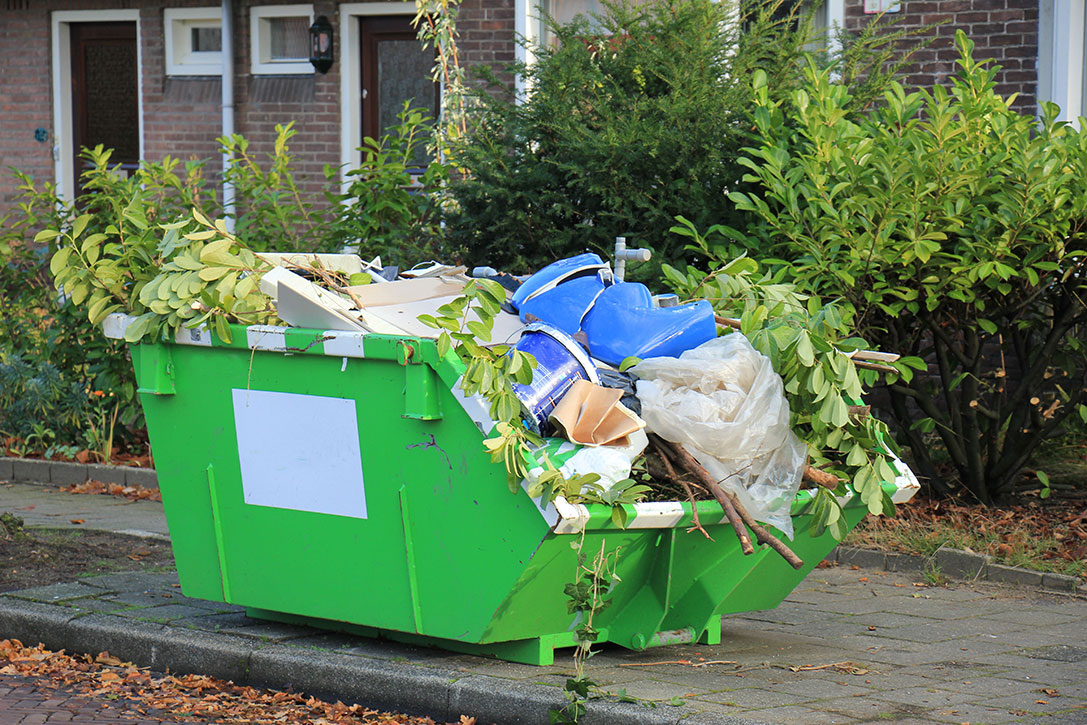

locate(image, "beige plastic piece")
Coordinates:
549 379 645 447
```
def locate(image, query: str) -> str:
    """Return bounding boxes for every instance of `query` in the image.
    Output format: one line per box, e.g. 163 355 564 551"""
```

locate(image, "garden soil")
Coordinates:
0 526 175 593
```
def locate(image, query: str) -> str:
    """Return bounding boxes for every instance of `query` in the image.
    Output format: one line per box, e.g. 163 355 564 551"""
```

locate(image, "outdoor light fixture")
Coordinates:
309 15 334 74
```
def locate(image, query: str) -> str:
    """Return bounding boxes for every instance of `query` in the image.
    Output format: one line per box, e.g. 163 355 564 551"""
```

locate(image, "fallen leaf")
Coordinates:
69 519 84 525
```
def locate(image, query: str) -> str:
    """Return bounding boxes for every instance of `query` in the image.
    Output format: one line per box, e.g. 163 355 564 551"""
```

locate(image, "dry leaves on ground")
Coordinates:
850 494 1087 574
0 639 473 725
62 479 162 503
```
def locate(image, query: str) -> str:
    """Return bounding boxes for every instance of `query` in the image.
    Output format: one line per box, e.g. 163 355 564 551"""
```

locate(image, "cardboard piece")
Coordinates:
261 266 407 335
549 379 645 447
346 276 468 307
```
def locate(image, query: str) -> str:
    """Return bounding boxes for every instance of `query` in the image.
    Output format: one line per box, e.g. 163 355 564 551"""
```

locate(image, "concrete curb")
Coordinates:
0 597 757 725
827 545 1086 595
0 456 156 489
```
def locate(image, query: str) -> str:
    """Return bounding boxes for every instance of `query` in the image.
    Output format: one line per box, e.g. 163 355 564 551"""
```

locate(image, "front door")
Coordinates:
359 16 439 163
69 22 139 194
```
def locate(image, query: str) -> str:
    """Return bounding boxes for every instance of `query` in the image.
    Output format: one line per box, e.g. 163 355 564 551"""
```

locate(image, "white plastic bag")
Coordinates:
632 333 805 538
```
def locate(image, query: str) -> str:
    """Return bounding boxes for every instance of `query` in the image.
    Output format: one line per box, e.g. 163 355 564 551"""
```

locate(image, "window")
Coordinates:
534 0 651 49
1038 0 1086 124
164 7 222 76
250 4 314 74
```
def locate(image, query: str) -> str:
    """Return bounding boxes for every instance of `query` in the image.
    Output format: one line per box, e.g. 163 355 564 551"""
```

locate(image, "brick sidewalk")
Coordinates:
0 673 178 724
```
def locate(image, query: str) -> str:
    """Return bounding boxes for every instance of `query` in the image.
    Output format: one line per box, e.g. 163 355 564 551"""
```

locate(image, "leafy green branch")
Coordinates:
663 219 899 538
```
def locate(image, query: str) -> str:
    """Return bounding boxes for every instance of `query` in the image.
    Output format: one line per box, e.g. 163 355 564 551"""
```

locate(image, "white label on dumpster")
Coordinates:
232 389 368 519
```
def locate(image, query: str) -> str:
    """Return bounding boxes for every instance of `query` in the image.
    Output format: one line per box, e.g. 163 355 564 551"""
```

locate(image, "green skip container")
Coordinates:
104 314 918 666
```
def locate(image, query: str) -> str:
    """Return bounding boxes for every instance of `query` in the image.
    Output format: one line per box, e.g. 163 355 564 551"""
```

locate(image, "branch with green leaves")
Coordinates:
663 218 900 538
48 204 277 345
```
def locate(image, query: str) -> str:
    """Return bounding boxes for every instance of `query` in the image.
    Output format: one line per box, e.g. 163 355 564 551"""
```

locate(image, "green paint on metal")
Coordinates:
205 463 232 601
398 486 424 633
135 342 175 395
131 320 897 665
402 363 443 420
646 627 695 648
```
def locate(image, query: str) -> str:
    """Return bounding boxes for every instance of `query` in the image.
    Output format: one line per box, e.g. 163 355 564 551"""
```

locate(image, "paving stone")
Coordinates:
927 675 1043 698
11 457 48 483
595 678 710 702
220 620 315 643
103 590 183 608
174 611 255 632
845 612 939 629
1042 572 1081 592
48 460 89 486
61 598 129 614
835 547 887 570
123 467 158 488
6 582 106 603
129 604 215 623
977 691 1076 715
80 571 179 590
700 686 816 709
762 677 872 701
872 685 977 709
980 608 1084 628
1021 644 1087 662
84 463 126 485
934 546 989 580
736 704 862 723
987 562 1045 588
884 552 926 573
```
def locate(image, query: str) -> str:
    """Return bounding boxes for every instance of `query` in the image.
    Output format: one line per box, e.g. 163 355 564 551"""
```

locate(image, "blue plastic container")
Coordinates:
517 271 608 337
580 283 716 366
511 323 599 433
510 253 609 312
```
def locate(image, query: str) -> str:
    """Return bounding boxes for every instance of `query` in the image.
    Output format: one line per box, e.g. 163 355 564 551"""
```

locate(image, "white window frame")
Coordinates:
250 4 314 75
50 9 144 204
164 7 222 76
1038 0 1086 126
338 3 424 191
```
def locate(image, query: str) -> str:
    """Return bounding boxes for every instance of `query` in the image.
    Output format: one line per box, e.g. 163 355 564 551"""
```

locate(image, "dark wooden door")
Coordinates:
70 22 139 194
359 16 438 165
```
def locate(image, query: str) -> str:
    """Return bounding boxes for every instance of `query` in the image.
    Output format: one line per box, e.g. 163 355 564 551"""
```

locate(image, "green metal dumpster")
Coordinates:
103 314 918 666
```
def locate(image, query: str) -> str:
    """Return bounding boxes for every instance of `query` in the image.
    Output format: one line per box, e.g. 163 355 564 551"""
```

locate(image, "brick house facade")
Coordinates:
0 1 1082 221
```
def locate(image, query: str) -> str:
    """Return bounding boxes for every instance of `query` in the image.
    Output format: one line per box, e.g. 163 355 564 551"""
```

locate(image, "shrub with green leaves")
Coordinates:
444 0 921 275
661 225 897 538
726 31 1087 503
324 105 453 266
0 150 210 451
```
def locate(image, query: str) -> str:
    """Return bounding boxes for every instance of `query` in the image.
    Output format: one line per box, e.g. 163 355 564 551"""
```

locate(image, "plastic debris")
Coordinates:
632 333 806 538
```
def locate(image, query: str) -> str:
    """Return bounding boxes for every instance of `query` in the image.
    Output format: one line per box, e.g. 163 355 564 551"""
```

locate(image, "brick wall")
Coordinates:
0 0 1044 224
0 0 519 224
0 5 55 217
844 0 1039 115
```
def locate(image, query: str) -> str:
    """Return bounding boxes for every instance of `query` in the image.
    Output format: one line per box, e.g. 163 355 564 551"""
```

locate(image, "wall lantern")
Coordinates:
309 15 334 74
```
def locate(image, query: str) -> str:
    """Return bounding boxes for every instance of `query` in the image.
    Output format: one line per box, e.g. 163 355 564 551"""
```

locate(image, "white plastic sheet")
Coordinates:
632 333 805 538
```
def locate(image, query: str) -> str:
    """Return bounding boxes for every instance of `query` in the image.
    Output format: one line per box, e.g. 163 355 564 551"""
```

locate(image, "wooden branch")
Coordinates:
651 435 804 570
803 465 841 490
726 491 804 570
649 444 713 541
651 435 753 555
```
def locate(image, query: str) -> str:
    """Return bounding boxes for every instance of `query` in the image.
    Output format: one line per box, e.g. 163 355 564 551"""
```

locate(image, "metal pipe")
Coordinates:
221 0 236 233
